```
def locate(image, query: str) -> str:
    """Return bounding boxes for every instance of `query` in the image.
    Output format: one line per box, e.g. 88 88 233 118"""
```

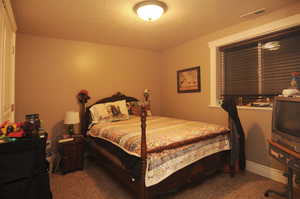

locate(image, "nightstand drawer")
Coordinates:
61 156 83 170
61 143 77 155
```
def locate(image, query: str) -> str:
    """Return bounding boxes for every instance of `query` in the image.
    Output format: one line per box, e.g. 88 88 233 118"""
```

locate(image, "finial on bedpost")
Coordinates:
77 90 91 136
144 89 150 102
143 89 152 117
140 104 147 199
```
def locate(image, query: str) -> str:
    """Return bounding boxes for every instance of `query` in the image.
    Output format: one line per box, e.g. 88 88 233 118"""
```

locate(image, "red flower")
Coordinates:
78 89 89 96
77 89 90 103
291 72 300 77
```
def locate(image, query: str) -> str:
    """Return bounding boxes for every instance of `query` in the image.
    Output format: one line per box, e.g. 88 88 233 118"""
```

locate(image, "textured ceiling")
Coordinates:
11 0 298 51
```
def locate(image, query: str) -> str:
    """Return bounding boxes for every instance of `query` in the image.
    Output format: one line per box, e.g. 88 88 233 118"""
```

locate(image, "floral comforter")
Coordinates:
88 116 230 186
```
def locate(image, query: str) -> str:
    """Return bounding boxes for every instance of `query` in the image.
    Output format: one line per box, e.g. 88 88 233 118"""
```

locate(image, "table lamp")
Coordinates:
64 111 80 136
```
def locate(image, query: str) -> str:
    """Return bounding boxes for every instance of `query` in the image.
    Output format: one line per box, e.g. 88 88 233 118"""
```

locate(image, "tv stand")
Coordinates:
265 139 300 199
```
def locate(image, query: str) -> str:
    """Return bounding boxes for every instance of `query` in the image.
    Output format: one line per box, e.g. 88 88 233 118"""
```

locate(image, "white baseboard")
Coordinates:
246 160 287 184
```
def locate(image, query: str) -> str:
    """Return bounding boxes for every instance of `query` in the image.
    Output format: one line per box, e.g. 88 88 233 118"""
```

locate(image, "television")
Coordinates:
272 96 300 153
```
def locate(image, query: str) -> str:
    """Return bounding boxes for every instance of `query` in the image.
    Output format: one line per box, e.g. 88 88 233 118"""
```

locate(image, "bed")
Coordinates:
78 92 236 199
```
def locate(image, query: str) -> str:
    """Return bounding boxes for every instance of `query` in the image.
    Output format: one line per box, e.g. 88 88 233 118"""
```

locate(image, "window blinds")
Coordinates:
221 44 258 96
218 26 300 99
261 33 300 94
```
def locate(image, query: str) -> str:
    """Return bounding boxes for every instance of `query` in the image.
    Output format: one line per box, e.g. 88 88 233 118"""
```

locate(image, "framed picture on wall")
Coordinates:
177 66 201 93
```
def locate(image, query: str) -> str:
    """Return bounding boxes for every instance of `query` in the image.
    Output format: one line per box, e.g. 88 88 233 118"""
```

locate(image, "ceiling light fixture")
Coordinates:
134 0 168 21
262 41 280 51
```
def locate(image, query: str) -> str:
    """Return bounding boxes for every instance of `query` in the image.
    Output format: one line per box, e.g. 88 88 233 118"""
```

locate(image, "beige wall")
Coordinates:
15 34 161 139
160 3 300 169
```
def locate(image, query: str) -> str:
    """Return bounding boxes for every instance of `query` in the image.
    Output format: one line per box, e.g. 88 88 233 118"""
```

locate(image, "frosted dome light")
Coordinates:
134 1 167 21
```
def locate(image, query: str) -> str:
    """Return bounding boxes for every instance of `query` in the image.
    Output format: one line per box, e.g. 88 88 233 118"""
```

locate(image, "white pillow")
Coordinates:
89 103 107 123
90 100 129 123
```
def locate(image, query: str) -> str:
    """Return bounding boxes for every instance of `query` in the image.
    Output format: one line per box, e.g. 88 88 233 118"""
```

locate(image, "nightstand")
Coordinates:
58 135 85 174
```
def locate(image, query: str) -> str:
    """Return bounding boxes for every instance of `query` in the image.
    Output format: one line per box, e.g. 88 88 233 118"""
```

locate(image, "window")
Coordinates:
217 26 300 107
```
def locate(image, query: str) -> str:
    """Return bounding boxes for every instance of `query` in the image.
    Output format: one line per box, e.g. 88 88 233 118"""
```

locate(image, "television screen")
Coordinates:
277 101 300 137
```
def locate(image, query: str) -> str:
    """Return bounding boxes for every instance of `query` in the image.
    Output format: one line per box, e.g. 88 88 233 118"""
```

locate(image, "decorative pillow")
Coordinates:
126 101 139 115
90 100 129 123
107 100 129 121
131 104 141 116
89 103 107 123
126 101 152 116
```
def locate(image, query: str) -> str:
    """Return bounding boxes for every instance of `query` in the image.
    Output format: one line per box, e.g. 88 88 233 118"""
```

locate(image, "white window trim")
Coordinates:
208 13 300 108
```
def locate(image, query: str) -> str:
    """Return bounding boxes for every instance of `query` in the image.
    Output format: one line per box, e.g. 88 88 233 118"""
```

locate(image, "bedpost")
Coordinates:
140 105 148 199
79 101 87 136
77 90 90 136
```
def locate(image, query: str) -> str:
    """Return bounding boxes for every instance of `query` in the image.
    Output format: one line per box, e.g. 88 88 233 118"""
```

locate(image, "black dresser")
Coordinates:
0 134 52 199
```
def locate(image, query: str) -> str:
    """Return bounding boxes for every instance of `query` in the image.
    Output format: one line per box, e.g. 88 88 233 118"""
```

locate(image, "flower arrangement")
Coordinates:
291 72 300 89
77 89 90 103
291 72 300 77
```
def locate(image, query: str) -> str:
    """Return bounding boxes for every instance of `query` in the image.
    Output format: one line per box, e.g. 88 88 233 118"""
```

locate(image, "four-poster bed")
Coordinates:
78 92 237 199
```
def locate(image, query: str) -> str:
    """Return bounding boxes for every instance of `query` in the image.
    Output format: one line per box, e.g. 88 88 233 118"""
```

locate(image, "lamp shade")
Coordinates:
64 111 80 124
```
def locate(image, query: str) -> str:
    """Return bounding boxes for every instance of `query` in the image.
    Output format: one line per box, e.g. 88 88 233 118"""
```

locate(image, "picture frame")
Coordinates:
177 66 201 93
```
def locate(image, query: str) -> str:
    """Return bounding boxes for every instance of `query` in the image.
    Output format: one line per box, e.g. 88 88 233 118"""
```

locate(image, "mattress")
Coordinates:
88 116 230 186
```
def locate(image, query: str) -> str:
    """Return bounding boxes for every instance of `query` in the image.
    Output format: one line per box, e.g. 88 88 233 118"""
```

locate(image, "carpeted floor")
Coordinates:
51 161 300 199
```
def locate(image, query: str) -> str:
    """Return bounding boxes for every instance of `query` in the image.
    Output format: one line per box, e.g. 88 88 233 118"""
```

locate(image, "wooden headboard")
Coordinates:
91 92 139 104
78 92 139 136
